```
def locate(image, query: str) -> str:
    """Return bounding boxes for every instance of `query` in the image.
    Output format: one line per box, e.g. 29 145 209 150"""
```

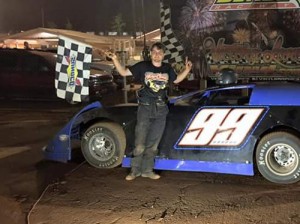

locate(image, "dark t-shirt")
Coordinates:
129 61 176 100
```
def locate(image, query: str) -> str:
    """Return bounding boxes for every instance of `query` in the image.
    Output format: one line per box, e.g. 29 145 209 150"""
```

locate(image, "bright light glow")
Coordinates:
31 32 57 38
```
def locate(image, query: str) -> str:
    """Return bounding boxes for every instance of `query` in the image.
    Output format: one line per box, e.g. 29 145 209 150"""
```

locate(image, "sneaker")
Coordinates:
141 172 160 180
125 172 141 181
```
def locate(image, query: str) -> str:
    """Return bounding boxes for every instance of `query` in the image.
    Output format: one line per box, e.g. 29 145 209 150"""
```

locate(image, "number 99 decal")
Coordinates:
177 108 265 148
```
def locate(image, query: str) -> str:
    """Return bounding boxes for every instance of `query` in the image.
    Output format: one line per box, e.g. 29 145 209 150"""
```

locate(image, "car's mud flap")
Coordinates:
122 157 254 176
43 101 102 162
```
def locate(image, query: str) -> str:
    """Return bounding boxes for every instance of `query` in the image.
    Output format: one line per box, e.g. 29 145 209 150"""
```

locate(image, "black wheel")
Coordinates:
256 132 300 184
81 122 126 168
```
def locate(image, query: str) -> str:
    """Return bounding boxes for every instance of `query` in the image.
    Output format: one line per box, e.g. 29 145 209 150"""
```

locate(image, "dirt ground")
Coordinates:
0 98 300 224
28 166 300 224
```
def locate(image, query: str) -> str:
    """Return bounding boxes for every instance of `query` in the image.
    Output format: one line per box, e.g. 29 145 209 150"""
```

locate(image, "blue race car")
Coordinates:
44 82 300 184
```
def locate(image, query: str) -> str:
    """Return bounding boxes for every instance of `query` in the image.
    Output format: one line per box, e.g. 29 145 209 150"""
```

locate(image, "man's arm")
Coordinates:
173 57 193 84
105 52 132 77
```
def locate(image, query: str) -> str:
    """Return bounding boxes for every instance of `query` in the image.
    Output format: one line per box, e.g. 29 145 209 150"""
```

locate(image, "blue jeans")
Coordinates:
130 102 169 174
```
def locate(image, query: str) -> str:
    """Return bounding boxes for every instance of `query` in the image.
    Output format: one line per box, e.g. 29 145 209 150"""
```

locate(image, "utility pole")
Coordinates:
141 0 150 61
131 0 137 38
141 0 146 46
41 7 45 28
120 50 128 103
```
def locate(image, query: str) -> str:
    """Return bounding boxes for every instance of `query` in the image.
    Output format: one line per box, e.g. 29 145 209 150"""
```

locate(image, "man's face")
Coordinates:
151 47 164 63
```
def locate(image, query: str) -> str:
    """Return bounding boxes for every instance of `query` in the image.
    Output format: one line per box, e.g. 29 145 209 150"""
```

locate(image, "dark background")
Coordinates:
0 0 160 33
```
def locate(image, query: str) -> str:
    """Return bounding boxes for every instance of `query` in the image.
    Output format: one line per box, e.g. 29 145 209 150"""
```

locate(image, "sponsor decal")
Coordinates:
66 54 81 88
258 141 270 165
294 166 300 179
83 127 102 141
98 157 118 168
177 108 265 147
210 0 300 11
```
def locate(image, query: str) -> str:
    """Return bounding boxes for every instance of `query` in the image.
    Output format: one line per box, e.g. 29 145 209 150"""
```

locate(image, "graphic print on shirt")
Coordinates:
145 72 169 92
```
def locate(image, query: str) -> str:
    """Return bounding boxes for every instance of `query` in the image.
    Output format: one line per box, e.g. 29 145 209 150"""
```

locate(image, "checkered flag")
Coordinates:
206 53 214 65
55 36 92 103
160 2 184 64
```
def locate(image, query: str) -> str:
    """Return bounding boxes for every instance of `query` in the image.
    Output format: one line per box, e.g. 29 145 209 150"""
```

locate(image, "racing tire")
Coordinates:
81 122 126 168
256 132 300 184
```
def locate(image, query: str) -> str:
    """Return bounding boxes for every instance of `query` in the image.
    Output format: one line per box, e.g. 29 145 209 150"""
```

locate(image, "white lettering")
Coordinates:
178 108 265 147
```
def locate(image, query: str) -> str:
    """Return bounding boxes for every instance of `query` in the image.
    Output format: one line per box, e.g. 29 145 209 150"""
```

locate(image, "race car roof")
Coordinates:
250 82 300 106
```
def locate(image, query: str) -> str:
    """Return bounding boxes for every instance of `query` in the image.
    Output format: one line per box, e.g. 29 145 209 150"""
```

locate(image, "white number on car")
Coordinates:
178 108 265 147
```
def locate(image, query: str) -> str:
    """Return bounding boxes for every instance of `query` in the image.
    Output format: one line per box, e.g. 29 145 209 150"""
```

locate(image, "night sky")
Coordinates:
0 0 160 34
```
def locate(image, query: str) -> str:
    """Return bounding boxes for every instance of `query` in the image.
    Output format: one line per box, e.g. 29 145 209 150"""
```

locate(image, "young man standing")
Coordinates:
106 42 192 180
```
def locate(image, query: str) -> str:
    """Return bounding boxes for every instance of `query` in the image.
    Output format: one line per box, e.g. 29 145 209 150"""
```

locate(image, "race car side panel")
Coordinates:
157 106 268 163
122 157 254 175
44 82 300 177
123 105 260 175
250 83 300 106
124 106 300 175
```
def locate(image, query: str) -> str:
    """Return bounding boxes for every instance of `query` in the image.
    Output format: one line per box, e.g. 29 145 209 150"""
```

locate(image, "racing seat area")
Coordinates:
211 100 230 106
237 96 250 105
207 87 252 106
211 96 249 106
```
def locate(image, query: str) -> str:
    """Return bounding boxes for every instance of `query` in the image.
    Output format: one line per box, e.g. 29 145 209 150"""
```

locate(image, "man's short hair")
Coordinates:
150 42 166 52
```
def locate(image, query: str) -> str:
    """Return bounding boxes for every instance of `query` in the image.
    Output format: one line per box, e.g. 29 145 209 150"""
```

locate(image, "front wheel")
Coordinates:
256 132 300 184
81 122 126 168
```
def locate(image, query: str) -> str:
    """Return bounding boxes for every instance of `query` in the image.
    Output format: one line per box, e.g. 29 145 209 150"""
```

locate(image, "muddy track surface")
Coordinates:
29 165 300 224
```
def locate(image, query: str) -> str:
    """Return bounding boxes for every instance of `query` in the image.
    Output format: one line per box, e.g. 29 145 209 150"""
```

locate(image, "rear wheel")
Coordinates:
256 132 300 184
81 122 126 168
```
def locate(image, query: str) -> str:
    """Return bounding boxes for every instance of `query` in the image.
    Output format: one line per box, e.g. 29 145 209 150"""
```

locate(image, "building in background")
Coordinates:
0 27 161 64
